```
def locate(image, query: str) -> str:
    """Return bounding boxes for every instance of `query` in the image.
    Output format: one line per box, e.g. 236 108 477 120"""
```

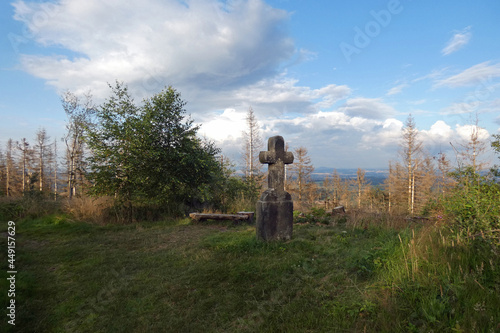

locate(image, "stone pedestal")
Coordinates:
256 189 293 241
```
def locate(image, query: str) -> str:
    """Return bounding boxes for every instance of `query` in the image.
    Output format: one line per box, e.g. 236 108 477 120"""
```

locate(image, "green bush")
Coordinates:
0 193 60 221
442 167 500 243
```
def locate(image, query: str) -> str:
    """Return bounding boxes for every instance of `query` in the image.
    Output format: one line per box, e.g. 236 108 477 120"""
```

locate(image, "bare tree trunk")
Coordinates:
53 139 58 201
411 171 415 214
387 162 392 214
242 107 263 181
17 138 30 195
401 115 423 215
6 139 13 197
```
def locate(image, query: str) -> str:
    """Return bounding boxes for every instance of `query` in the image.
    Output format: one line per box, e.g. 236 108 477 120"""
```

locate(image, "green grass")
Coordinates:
1 215 499 332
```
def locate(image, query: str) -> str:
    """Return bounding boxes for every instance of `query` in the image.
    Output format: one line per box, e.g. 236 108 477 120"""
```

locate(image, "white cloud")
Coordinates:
360 118 403 148
13 0 354 125
456 124 490 142
227 76 351 114
338 97 397 119
197 108 247 141
409 99 426 105
420 120 454 145
434 61 500 88
14 0 496 169
441 26 472 56
440 101 482 115
200 104 399 167
386 83 408 96
14 0 294 99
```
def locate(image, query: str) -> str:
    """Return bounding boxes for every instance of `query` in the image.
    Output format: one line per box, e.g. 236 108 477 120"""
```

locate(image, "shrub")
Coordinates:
0 193 60 221
442 167 500 243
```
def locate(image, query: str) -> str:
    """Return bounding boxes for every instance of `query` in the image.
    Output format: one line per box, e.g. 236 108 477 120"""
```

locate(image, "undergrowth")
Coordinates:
1 203 499 332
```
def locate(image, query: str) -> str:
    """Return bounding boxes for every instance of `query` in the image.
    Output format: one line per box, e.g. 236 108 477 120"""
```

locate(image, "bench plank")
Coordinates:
189 212 254 224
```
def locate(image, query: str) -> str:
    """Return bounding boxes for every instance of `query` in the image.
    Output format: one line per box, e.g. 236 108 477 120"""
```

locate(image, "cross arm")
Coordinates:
259 151 294 165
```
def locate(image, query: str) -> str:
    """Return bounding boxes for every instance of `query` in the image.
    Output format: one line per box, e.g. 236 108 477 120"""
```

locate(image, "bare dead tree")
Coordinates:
5 139 16 196
16 138 32 195
34 128 51 192
288 147 315 203
62 90 95 198
400 114 424 214
457 115 489 173
242 106 263 180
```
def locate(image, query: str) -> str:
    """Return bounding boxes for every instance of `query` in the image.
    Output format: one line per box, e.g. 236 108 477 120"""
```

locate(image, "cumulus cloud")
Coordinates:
455 124 490 142
197 108 248 141
420 120 454 146
360 118 403 149
14 0 494 169
13 0 355 123
441 26 472 56
338 98 397 120
434 61 500 88
227 76 351 115
14 0 294 98
199 103 403 167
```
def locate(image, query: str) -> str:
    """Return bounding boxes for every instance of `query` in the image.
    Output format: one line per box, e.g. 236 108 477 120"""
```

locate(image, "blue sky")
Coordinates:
1 0 499 169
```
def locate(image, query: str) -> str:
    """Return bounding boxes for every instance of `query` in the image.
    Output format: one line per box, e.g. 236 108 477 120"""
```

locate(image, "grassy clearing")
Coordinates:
1 214 499 332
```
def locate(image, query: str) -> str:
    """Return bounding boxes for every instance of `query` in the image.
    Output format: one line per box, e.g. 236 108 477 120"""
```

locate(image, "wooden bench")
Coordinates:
325 206 346 215
189 212 255 224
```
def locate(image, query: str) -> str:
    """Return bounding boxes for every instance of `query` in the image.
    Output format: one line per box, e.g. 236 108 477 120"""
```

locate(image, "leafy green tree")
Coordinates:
209 156 260 213
85 82 222 218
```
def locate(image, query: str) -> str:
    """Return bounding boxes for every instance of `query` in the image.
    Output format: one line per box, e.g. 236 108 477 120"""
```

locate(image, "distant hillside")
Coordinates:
234 166 390 186
311 167 389 186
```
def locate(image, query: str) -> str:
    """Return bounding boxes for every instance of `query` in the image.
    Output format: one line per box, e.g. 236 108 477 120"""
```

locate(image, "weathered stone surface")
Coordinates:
256 136 294 241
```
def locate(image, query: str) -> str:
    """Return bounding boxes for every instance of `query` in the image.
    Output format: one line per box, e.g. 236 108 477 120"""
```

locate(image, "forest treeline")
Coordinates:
1 83 499 232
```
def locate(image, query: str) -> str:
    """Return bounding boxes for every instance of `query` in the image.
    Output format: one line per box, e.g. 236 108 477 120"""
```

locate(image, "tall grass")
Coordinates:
370 225 500 332
63 196 115 224
296 207 500 331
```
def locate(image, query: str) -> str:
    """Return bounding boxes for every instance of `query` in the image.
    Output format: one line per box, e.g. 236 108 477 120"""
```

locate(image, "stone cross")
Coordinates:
259 136 294 192
256 136 294 241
